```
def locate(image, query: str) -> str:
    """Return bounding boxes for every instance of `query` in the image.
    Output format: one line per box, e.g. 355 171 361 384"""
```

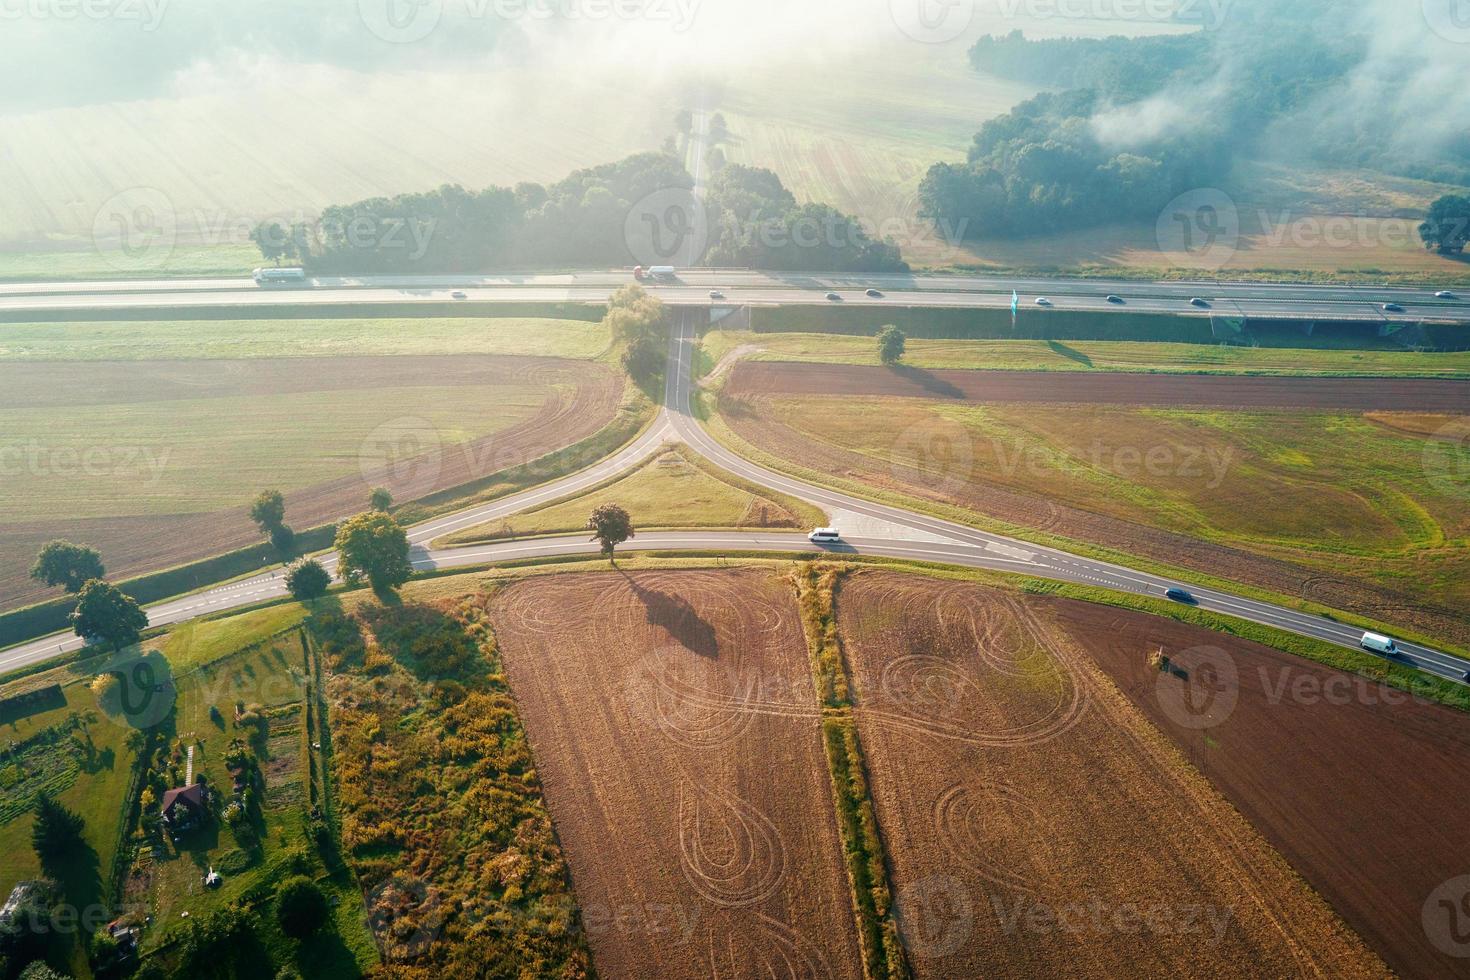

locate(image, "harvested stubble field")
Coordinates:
716 366 1470 647
1 354 622 610
1056 599 1470 980
834 571 1385 978
491 569 863 979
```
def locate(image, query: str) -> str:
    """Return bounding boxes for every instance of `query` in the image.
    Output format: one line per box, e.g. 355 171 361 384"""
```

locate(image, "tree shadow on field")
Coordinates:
624 575 719 658
887 364 965 399
1045 340 1093 367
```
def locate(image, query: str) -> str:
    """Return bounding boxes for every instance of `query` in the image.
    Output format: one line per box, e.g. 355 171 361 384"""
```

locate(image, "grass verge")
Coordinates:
793 563 909 980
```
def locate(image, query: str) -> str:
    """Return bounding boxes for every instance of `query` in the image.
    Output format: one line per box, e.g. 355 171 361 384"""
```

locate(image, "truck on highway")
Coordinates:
253 267 307 287
1360 632 1399 656
633 265 677 282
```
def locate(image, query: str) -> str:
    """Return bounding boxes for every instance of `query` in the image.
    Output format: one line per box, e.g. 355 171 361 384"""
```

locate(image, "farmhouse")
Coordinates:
160 783 210 832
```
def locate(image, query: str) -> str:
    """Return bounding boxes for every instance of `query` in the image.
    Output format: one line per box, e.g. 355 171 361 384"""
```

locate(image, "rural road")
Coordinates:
1 270 1468 324
4 308 1468 689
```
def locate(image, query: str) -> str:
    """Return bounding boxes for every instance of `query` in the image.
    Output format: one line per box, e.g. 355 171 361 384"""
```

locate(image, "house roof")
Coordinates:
161 784 206 813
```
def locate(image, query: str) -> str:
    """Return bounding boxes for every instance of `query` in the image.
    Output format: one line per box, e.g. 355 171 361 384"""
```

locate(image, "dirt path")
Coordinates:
728 363 1470 412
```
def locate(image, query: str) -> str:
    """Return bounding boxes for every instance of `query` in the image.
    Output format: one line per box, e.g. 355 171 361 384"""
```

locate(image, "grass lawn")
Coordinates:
0 243 261 281
701 329 1470 378
159 606 310 675
0 383 544 523
434 444 826 547
0 317 611 362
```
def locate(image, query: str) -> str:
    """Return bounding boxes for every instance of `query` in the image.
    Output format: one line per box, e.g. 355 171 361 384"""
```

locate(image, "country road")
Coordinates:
3 308 1468 688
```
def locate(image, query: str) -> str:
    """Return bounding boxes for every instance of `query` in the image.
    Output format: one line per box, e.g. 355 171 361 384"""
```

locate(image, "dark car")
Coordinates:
1164 587 1197 604
1190 297 1210 308
1383 302 1404 313
1106 294 1124 304
450 290 467 300
826 292 842 301
865 288 883 298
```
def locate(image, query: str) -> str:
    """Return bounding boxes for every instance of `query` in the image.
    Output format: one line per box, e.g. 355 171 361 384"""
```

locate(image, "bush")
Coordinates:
274 876 329 939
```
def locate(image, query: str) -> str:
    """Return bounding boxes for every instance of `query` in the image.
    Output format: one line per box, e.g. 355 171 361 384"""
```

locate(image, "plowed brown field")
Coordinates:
1054 598 1470 980
835 571 1386 979
491 570 863 979
727 363 1470 412
3 355 621 610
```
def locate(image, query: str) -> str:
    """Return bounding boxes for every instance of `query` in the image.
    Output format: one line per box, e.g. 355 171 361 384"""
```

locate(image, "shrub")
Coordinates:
275 876 329 939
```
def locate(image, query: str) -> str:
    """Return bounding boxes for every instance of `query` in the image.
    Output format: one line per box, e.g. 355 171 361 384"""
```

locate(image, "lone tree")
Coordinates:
30 540 105 594
249 490 294 552
588 503 634 563
709 112 728 142
250 221 292 265
877 324 906 366
368 486 393 512
1419 194 1470 254
31 791 86 864
274 876 329 939
285 558 331 603
334 512 412 593
71 580 148 650
674 108 693 135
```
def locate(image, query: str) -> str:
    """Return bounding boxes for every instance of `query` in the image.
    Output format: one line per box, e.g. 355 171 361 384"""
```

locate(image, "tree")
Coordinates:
1419 194 1470 254
274 876 329 939
30 791 85 863
709 112 728 142
70 580 148 650
18 963 68 980
587 504 634 562
285 559 331 603
334 512 412 592
250 221 290 265
250 490 294 553
877 325 906 365
30 540 105 594
369 486 393 512
621 333 665 382
674 108 693 135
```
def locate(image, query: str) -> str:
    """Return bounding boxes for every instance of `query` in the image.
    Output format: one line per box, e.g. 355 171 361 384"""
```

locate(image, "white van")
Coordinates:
808 528 841 544
1360 632 1399 656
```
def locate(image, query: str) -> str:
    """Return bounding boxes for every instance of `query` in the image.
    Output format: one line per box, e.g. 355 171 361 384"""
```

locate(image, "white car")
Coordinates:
1435 290 1457 299
807 528 841 544
1035 297 1052 306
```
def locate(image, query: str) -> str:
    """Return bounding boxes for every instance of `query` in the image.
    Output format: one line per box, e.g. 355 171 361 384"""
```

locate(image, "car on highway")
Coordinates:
1164 587 1197 604
1383 302 1404 313
808 527 842 544
1360 631 1399 656
1106 294 1124 304
1035 297 1052 306
865 288 883 298
825 292 842 301
1190 297 1210 308
709 290 724 300
1435 290 1456 299
451 291 467 300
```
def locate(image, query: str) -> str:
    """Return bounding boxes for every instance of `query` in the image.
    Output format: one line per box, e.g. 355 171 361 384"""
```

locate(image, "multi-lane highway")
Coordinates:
1 269 1467 323
4 306 1468 687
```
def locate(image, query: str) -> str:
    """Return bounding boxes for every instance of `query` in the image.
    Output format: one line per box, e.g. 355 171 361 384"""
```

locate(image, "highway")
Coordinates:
4 307 1468 688
1 269 1467 324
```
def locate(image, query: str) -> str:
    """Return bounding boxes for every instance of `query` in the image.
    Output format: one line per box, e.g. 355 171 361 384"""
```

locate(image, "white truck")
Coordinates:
1360 632 1399 656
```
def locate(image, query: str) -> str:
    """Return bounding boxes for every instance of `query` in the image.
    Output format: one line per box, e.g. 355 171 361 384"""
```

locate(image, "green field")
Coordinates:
436 444 826 547
0 316 612 362
701 328 1470 378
